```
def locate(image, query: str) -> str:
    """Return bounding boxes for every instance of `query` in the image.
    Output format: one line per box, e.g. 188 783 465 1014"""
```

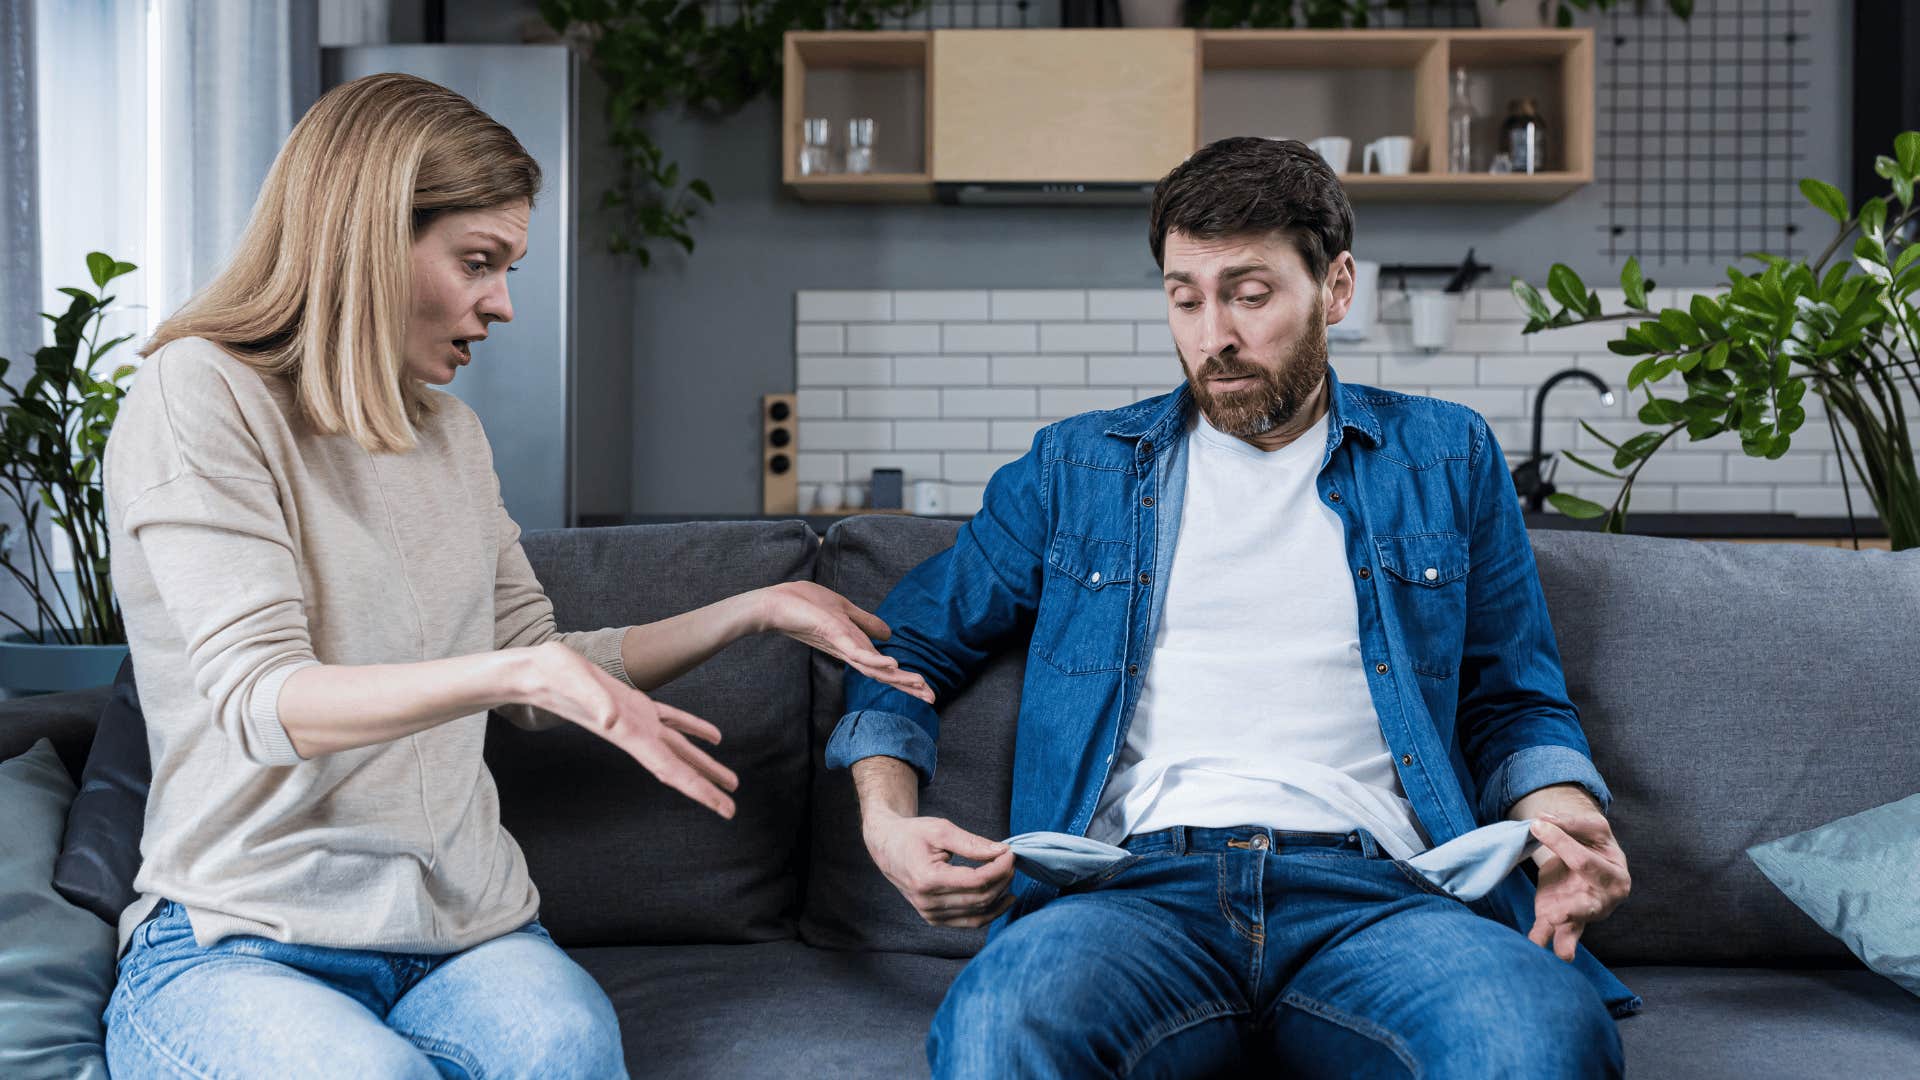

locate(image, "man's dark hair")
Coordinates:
1148 136 1355 282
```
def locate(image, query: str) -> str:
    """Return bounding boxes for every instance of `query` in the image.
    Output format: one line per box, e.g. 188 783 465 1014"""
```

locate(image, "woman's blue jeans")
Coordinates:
104 900 626 1078
929 826 1624 1079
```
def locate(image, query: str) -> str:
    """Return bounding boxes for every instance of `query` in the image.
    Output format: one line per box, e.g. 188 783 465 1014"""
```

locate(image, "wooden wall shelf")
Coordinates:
782 28 1595 204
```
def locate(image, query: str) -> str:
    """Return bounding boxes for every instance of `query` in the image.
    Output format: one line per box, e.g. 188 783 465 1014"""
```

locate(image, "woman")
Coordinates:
100 73 930 1078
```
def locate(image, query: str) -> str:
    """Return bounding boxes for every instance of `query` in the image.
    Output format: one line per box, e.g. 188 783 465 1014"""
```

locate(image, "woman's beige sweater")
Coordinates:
103 336 629 956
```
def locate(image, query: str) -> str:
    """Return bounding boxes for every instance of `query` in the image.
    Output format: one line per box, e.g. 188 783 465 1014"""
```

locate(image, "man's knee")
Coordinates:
1420 959 1622 1080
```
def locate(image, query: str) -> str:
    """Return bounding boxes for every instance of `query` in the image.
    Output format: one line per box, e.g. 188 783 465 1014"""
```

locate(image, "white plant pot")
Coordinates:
1475 0 1552 29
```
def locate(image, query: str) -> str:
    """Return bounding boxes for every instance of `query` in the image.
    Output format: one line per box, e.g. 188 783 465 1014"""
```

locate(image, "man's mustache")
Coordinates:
1197 357 1266 380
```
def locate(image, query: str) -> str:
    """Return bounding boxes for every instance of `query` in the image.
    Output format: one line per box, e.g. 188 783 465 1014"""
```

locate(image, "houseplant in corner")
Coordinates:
0 253 138 694
1509 132 1920 552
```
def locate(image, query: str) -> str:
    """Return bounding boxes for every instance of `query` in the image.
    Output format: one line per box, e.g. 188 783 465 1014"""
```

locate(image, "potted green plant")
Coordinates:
1477 0 1693 29
0 253 138 694
1509 132 1920 552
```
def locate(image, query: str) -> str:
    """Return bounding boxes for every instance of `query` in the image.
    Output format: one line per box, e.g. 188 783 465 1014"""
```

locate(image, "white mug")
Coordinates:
1363 135 1414 176
911 480 947 516
1408 290 1462 352
1308 136 1352 174
815 481 845 511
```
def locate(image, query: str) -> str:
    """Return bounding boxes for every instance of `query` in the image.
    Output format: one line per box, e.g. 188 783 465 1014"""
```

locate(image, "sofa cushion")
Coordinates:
572 941 964 1078
53 657 150 924
0 686 111 780
1611 966 1920 1078
0 740 114 1080
488 522 817 947
800 517 1019 958
1534 533 1920 966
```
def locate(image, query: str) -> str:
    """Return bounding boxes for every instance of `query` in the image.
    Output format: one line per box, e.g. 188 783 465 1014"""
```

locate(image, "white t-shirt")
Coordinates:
1087 408 1429 859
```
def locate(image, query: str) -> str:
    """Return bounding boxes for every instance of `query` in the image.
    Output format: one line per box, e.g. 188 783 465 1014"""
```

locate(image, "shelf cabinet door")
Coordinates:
931 29 1198 184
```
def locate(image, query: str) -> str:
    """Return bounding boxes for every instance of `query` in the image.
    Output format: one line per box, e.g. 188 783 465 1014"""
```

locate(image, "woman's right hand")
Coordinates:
521 642 739 818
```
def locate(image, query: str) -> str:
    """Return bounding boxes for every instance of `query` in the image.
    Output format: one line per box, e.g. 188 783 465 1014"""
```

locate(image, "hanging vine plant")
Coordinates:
540 0 926 267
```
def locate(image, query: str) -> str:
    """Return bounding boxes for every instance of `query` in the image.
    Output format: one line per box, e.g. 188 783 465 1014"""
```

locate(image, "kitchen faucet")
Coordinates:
1511 368 1616 514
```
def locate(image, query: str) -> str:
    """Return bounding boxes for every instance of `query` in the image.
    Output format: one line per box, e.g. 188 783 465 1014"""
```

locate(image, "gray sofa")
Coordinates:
5 517 1918 1077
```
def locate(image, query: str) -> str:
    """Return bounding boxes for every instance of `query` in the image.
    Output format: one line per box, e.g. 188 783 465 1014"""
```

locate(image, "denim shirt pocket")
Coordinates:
1032 532 1133 675
1372 531 1470 679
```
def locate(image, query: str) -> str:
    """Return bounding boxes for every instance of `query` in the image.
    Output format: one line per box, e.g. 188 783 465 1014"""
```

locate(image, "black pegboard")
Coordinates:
1596 0 1811 262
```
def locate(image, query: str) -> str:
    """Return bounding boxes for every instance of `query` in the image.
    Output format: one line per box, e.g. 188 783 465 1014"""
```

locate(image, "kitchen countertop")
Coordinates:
578 512 1888 540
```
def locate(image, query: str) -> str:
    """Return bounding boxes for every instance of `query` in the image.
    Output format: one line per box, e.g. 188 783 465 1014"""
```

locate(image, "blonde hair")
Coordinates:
143 73 541 452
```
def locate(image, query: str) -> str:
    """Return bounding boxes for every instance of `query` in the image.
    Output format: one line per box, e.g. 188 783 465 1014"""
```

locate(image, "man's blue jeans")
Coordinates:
104 900 627 1078
929 827 1623 1079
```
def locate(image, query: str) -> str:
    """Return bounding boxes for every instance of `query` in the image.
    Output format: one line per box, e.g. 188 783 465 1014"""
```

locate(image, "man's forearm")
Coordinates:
852 756 920 833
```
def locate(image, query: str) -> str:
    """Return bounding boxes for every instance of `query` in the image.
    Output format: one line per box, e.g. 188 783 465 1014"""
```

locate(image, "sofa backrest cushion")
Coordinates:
491 522 818 947
800 517 1018 958
1533 532 1920 966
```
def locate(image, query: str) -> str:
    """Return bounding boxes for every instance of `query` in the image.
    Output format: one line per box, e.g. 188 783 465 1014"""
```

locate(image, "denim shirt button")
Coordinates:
1141 496 1154 507
1128 664 1140 677
1138 572 1152 585
1375 662 1390 674
1357 566 1371 580
1328 491 1343 503
1401 753 1414 766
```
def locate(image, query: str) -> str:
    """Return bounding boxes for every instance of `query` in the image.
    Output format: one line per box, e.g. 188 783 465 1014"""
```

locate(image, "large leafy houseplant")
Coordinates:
1510 132 1920 552
540 0 927 267
0 253 138 645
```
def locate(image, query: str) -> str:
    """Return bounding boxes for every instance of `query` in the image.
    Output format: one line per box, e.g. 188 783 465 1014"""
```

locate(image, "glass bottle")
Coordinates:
844 117 875 175
1501 98 1548 175
1447 68 1476 173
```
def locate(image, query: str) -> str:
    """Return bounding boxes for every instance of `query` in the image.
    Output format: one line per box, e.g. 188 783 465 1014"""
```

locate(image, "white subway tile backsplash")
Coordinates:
798 355 890 386
944 388 1039 418
795 324 844 354
1042 323 1134 353
795 389 844 419
801 420 892 451
1040 388 1137 415
894 290 990 322
793 289 1862 520
1382 353 1478 387
992 419 1049 451
847 323 941 355
992 354 1086 385
846 453 944 482
944 323 1039 353
943 452 1021 483
847 389 941 419
798 290 891 322
993 290 1086 321
895 355 990 386
1088 353 1175 385
1088 289 1168 321
896 420 991 451
1135 321 1176 354
946 484 989 516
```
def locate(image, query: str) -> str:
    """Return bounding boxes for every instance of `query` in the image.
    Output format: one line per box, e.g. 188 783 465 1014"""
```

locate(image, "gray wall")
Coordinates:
446 0 1851 515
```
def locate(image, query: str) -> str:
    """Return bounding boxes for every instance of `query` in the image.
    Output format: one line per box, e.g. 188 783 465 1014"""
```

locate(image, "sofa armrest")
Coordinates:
0 686 111 780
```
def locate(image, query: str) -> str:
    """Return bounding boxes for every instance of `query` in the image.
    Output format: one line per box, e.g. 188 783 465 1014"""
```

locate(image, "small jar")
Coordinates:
1501 98 1548 175
844 118 875 175
798 117 834 176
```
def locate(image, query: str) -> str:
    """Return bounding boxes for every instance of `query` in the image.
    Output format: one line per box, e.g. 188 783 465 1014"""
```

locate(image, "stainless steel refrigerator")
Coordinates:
322 45 577 531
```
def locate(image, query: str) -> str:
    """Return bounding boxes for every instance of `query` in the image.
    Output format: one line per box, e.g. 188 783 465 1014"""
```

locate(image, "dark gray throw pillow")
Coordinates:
53 657 149 924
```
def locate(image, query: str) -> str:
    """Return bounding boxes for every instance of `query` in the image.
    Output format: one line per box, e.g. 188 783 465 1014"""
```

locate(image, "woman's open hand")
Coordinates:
753 582 934 705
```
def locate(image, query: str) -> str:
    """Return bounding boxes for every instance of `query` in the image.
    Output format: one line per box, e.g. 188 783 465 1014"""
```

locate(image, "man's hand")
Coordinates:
863 813 1015 928
1526 808 1631 962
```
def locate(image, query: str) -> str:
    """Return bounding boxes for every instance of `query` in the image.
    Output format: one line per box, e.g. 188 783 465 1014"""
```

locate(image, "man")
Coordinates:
826 136 1637 1078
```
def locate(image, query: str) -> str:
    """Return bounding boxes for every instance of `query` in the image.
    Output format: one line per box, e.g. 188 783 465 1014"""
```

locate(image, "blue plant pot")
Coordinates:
0 632 128 696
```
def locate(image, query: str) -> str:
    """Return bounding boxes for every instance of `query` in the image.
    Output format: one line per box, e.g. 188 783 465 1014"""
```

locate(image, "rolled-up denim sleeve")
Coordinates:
1478 745 1614 823
825 430 1051 785
1455 416 1614 824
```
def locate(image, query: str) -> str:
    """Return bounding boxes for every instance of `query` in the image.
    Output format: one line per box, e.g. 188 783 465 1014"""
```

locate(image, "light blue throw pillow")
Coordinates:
0 739 115 1079
1747 792 1920 998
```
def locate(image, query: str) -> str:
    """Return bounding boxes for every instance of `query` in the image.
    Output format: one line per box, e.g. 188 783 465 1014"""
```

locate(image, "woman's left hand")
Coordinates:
754 582 935 704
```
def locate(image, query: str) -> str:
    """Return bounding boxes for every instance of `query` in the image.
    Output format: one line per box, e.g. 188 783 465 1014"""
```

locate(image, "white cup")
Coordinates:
1363 135 1414 176
1308 136 1352 174
816 481 845 511
911 480 947 516
797 483 819 513
1408 290 1462 352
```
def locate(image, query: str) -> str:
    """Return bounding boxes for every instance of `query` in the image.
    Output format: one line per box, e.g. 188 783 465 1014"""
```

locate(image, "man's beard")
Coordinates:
1182 302 1329 439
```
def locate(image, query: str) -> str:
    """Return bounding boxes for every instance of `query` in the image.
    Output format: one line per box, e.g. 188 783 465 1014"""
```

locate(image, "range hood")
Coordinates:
936 181 1158 206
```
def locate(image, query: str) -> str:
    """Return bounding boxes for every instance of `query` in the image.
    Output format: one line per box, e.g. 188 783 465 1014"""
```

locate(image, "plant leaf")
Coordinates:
1548 492 1609 519
1547 264 1588 315
1562 451 1623 479
1620 257 1648 310
1799 178 1847 223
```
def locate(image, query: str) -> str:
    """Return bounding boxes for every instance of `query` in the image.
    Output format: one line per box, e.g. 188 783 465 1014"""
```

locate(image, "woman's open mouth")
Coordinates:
452 340 471 364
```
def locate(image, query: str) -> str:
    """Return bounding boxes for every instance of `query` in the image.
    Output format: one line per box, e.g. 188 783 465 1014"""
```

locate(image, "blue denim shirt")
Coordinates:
827 366 1640 1017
